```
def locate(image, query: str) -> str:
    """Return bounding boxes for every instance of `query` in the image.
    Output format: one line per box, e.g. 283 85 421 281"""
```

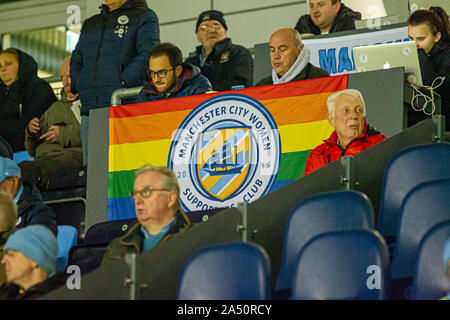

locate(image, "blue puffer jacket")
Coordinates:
137 63 213 102
70 0 160 115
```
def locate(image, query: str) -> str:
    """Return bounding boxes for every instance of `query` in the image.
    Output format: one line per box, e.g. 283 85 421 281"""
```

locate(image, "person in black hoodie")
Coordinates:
408 6 450 131
0 48 56 152
70 0 160 166
137 43 212 102
294 0 361 36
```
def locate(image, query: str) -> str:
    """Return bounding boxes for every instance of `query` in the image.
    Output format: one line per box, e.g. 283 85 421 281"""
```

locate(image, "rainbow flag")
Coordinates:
108 75 347 220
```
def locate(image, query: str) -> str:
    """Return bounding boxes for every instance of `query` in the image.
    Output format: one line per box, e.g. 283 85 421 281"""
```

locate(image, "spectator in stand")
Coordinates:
70 0 160 166
256 28 329 86
407 6 450 131
0 225 65 300
0 191 17 286
102 165 192 265
294 0 361 36
19 57 82 188
303 89 386 175
185 10 253 91
0 157 57 236
138 43 212 102
0 48 56 152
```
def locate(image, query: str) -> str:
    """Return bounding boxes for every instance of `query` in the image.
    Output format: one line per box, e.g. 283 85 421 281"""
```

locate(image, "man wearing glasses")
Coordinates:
185 10 253 91
102 165 192 264
137 43 212 102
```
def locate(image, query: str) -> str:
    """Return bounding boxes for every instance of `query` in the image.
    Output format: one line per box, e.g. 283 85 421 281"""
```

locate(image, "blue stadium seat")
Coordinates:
412 221 450 300
56 225 78 273
83 218 138 245
177 242 271 300
290 229 390 300
276 190 374 294
391 178 450 280
377 142 450 238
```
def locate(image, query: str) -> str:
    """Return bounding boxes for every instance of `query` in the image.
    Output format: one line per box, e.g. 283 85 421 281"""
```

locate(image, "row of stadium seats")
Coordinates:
49 141 450 299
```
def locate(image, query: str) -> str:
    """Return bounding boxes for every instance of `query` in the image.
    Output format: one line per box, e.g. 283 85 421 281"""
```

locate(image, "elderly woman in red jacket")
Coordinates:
303 89 386 175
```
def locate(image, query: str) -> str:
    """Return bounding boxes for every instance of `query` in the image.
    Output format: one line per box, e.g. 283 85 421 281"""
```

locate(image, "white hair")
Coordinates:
327 89 366 117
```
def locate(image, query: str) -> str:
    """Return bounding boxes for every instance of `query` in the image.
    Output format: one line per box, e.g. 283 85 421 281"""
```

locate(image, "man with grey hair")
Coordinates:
256 28 329 86
102 165 192 265
303 89 386 175
0 190 17 286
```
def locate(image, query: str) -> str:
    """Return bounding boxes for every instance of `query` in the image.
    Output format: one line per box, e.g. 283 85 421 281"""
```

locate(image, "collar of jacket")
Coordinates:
324 122 369 147
428 41 449 58
16 179 37 216
144 63 195 98
195 37 233 58
118 210 191 252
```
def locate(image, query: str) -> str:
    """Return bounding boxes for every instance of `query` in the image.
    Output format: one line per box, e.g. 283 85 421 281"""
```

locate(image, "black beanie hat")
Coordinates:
195 10 228 32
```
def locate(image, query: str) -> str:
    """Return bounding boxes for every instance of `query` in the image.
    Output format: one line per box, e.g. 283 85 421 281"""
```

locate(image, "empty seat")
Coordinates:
56 225 78 273
412 221 450 300
290 229 390 300
45 198 86 240
177 242 271 300
276 190 374 293
377 142 450 238
391 178 450 280
83 218 138 245
68 244 109 275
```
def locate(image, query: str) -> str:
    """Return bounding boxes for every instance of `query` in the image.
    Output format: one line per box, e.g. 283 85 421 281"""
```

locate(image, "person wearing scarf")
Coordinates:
256 28 329 86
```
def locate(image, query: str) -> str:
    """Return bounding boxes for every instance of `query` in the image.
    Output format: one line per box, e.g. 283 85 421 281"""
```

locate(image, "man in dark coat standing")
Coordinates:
138 43 212 102
185 10 253 91
70 0 160 165
256 28 329 86
295 0 361 36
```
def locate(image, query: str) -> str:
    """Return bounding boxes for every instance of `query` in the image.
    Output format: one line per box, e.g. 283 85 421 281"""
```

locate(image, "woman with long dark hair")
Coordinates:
408 6 450 131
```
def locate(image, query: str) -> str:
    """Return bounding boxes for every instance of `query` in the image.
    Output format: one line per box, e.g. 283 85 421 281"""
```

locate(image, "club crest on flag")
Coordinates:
196 127 251 201
168 94 281 212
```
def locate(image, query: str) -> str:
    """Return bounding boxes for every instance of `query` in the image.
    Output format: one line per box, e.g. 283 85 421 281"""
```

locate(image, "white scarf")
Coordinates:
272 46 311 84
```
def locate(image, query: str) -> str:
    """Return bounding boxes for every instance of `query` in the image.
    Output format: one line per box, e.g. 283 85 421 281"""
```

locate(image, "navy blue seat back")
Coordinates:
276 190 374 292
290 229 390 300
177 242 271 300
378 143 450 237
391 178 450 280
413 221 450 300
84 218 138 245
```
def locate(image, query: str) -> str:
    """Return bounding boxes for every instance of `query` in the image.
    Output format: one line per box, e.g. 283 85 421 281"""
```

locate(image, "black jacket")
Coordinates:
70 0 160 115
294 3 361 35
17 178 58 236
256 62 329 86
0 273 66 300
185 38 253 91
0 49 56 152
137 63 212 102
417 43 450 130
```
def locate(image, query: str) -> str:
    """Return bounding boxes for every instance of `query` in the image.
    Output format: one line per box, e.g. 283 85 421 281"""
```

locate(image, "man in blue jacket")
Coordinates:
70 0 160 165
138 43 212 102
0 157 57 236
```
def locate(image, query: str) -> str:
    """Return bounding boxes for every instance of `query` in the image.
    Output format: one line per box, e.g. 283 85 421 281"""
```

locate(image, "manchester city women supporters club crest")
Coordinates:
168 94 280 212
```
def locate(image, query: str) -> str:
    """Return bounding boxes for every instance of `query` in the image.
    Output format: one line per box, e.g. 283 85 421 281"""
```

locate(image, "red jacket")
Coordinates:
303 123 386 176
